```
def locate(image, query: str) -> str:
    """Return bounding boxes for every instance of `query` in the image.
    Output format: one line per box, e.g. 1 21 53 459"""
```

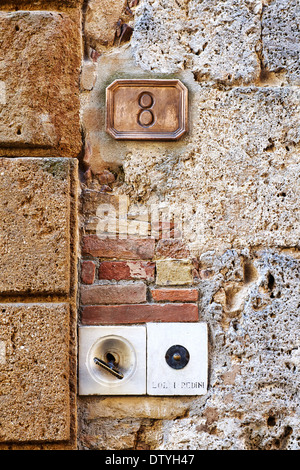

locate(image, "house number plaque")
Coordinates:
106 79 188 141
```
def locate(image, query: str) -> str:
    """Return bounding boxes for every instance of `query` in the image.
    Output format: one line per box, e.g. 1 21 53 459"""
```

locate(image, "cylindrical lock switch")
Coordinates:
165 345 190 369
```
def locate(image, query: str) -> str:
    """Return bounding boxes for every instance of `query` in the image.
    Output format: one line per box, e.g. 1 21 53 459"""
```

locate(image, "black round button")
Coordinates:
165 345 190 369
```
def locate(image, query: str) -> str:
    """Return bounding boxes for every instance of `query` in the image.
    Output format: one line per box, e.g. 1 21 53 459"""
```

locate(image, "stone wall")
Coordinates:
0 1 81 450
0 0 299 450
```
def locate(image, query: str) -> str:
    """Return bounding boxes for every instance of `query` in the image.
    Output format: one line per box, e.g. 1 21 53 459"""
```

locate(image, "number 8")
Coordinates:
137 92 155 127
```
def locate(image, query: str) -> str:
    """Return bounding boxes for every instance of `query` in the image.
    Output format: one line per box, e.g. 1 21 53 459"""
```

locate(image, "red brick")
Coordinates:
81 303 198 324
155 239 190 259
81 260 96 285
82 235 155 260
151 288 198 302
80 283 147 305
99 261 155 281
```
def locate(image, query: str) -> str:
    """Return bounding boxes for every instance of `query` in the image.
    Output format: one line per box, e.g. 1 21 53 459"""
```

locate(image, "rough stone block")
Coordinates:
0 1 83 7
84 396 191 420
84 0 127 51
156 259 193 286
123 84 300 254
0 303 70 442
0 10 81 158
262 0 300 85
132 0 261 84
0 158 75 294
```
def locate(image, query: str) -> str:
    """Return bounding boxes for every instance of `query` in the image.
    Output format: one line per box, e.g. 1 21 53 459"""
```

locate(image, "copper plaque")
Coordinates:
106 79 188 140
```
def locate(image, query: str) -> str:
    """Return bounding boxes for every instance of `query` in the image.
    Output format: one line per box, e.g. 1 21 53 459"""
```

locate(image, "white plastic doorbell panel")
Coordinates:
146 322 208 396
79 325 146 395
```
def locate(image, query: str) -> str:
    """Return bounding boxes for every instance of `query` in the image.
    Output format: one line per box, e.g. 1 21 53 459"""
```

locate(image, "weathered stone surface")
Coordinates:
84 0 127 51
156 259 193 286
0 158 75 294
132 0 261 84
0 10 81 158
158 249 300 450
81 190 129 233
81 50 300 245
262 0 300 85
121 83 300 254
0 303 70 442
78 417 144 450
80 61 98 91
81 396 192 420
0 1 83 8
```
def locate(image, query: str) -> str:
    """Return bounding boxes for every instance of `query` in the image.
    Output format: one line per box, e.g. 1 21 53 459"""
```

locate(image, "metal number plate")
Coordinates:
106 79 188 141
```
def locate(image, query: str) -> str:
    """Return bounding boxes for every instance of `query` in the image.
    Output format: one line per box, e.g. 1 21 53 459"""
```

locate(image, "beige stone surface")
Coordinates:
119 79 300 254
84 0 127 51
262 0 300 85
132 0 261 84
156 259 193 286
0 1 83 8
0 303 70 442
83 396 192 420
0 10 82 158
0 158 76 294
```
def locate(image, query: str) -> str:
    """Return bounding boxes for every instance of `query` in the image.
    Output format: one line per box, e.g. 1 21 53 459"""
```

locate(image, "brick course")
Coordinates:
99 260 155 281
81 303 198 324
80 283 147 305
82 235 155 259
81 260 96 284
151 288 198 302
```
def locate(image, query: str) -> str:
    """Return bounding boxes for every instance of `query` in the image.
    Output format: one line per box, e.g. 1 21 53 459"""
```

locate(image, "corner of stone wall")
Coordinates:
0 0 82 450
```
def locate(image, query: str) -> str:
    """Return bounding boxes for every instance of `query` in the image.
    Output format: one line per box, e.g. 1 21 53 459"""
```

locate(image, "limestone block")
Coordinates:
83 396 191 420
84 0 127 51
80 61 97 91
0 303 70 442
0 158 76 294
0 10 81 158
132 0 261 84
262 0 300 85
156 259 193 286
121 83 300 254
0 1 83 7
